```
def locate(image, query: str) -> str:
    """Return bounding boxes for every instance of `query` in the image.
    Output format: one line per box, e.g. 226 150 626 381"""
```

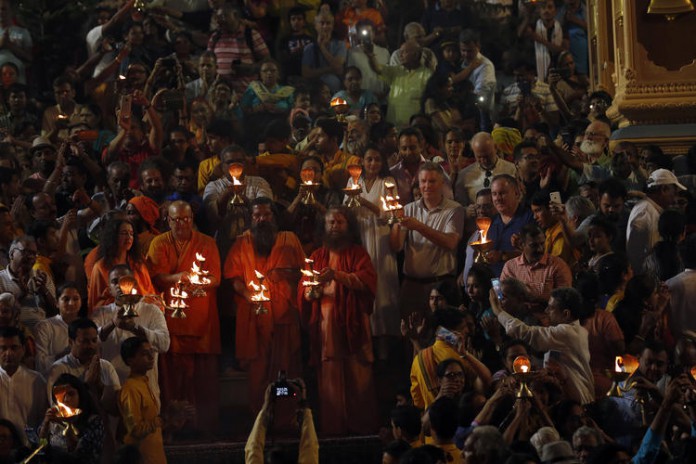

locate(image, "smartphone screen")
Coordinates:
550 191 562 205
491 278 503 300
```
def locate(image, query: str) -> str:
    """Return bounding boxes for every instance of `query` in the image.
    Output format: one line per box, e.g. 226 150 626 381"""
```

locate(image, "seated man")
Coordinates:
489 286 594 404
500 223 572 308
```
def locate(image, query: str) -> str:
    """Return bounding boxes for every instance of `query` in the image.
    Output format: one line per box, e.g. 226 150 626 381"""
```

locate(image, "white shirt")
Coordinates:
497 311 595 404
626 197 662 274
402 197 465 278
91 302 170 398
0 267 53 331
46 354 121 404
34 315 69 376
0 365 47 444
203 175 273 225
666 269 696 338
462 52 496 112
454 158 517 206
347 45 390 99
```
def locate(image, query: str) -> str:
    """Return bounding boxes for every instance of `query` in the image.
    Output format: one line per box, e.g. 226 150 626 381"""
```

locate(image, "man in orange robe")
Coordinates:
298 206 379 436
146 200 221 433
224 197 304 413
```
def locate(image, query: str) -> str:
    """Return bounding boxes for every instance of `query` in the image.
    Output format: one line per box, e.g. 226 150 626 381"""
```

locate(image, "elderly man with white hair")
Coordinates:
389 22 438 71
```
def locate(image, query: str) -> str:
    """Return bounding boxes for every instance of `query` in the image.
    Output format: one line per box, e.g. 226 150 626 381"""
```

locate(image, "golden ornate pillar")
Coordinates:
589 0 696 154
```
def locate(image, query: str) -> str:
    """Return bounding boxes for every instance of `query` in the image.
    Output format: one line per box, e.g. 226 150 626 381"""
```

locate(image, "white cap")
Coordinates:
647 168 686 191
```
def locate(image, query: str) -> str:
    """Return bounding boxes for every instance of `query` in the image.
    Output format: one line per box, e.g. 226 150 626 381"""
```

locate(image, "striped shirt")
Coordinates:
208 27 269 90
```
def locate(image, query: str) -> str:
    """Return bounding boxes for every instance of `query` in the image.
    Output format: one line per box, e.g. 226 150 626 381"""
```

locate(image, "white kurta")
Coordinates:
346 176 400 336
0 365 47 444
34 315 69 376
91 301 170 399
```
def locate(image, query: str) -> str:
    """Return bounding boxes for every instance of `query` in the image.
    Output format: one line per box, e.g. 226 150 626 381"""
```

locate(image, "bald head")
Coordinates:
471 132 497 170
168 200 192 217
167 200 193 241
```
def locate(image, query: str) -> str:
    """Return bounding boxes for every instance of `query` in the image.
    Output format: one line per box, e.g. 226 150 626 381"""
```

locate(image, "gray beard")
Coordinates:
345 139 366 156
580 139 604 157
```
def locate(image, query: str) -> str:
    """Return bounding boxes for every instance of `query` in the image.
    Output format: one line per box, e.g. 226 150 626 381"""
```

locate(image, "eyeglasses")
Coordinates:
169 216 192 224
483 170 492 188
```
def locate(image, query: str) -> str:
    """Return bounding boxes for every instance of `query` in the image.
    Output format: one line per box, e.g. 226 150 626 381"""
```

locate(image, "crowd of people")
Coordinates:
0 0 696 463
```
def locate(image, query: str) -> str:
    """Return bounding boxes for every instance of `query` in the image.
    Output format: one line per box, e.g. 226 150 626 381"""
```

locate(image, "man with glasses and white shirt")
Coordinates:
454 132 516 217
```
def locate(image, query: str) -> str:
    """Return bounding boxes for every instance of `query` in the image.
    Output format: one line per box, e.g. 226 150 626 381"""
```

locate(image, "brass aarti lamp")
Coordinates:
470 217 494 263
116 276 141 318
189 253 211 297
53 385 83 437
512 355 534 398
606 355 639 397
647 0 694 21
228 163 246 206
381 181 404 225
300 167 320 205
301 258 321 299
343 164 363 208
249 270 270 315
168 281 189 319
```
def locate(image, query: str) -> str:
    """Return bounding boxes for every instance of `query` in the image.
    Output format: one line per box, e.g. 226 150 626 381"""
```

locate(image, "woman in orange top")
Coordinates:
88 218 155 313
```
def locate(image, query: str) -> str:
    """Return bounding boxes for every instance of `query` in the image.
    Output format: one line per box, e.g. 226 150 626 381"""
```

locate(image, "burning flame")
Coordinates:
254 270 264 279
54 401 81 418
347 164 362 181
232 176 243 186
131 288 137 295
118 276 136 295
691 365 696 382
384 181 395 189
614 355 639 374
195 253 206 262
475 217 492 244
300 168 316 184
380 195 404 212
189 256 211 286
169 283 189 309
330 97 348 108
513 356 531 374
228 163 243 179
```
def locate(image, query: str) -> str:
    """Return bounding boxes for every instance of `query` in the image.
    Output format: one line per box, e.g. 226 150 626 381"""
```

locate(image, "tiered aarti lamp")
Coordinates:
249 270 270 315
300 167 320 205
53 385 83 437
116 276 141 318
168 281 189 319
380 181 404 225
189 253 211 297
606 355 639 397
512 355 534 398
301 258 321 299
330 97 350 122
470 217 494 263
343 164 363 208
228 163 246 207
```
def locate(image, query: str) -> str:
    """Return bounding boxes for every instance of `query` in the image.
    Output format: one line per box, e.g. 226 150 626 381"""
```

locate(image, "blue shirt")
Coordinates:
487 205 534 276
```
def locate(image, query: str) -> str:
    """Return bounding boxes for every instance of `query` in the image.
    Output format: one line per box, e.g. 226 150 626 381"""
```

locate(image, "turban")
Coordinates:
129 196 160 234
492 127 522 162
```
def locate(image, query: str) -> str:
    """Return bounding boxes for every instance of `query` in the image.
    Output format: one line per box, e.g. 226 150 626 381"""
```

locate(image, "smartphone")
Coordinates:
550 191 562 205
491 278 503 300
119 94 132 131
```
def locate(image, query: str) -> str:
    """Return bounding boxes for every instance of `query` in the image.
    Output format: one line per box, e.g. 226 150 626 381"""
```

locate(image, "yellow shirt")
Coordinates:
119 375 166 464
323 150 360 191
197 156 220 194
545 221 579 268
33 255 54 282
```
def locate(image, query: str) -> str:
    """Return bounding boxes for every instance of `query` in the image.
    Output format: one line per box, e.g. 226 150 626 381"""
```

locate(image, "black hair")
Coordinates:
57 281 80 299
0 326 25 345
658 210 685 242
428 397 458 441
431 279 462 307
51 373 98 429
300 155 324 174
588 90 612 106
98 217 142 266
596 253 630 296
398 126 422 142
288 6 307 19
263 119 292 141
433 307 465 331
315 117 344 142
519 223 544 242
362 144 391 178
513 141 539 162
343 65 362 79
550 287 584 320
436 358 465 378
26 219 59 244
52 74 74 90
0 166 17 186
0 418 23 450
459 28 480 44
642 339 667 356
530 189 551 208
623 274 658 308
390 405 422 439
7 83 27 95
206 118 234 138
466 263 494 293
500 338 529 362
220 144 247 160
383 440 411 460
573 271 600 320
587 215 616 240
68 318 98 340
679 233 696 268
120 336 149 365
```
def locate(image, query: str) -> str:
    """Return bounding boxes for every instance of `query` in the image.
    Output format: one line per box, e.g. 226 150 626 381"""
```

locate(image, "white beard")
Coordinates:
580 139 604 157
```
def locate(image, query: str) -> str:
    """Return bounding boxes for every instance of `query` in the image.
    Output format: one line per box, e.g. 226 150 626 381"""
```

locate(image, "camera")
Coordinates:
272 370 295 399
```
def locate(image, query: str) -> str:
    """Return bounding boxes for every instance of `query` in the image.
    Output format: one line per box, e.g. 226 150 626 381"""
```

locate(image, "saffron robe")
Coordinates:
87 258 155 313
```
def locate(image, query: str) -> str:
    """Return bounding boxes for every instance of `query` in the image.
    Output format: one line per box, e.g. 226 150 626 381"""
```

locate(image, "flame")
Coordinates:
513 356 531 374
195 253 205 262
347 164 362 181
131 288 137 295
228 163 243 179
305 258 314 265
476 217 492 243
232 176 242 186
300 168 315 184
615 355 639 374
330 97 348 107
384 181 395 189
118 276 136 295
55 401 81 418
691 366 696 382
254 270 264 279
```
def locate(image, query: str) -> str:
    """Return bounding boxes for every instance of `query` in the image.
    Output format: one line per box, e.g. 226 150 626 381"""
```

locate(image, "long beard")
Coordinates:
345 138 367 156
324 230 352 250
580 139 604 157
251 221 278 257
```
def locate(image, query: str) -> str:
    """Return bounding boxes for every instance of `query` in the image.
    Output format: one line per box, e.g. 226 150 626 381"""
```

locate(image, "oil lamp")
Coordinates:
116 275 141 318
189 253 211 297
301 258 321 299
343 164 363 208
380 181 404 225
168 281 189 319
249 270 270 315
228 163 246 206
512 355 534 398
330 97 349 122
606 355 639 397
470 217 494 263
53 385 83 437
300 167 320 205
